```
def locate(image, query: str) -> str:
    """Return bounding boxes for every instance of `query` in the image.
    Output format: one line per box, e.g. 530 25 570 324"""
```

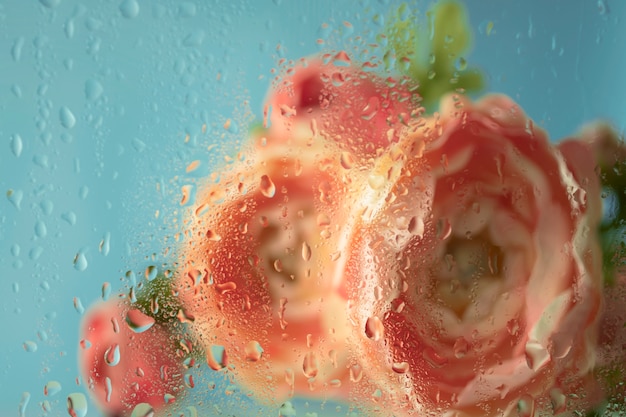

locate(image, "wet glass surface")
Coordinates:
1 1 625 416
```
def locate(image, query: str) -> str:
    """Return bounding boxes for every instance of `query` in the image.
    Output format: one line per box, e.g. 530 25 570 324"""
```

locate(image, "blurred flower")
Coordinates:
341 94 605 416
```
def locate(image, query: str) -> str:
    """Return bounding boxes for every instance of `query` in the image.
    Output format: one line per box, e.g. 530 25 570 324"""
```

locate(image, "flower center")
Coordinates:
433 233 504 321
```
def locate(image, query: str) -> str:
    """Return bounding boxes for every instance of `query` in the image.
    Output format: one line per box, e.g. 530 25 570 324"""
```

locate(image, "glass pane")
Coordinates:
1 1 624 416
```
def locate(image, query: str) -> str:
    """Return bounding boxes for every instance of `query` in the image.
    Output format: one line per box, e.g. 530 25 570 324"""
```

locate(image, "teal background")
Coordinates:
1 0 624 415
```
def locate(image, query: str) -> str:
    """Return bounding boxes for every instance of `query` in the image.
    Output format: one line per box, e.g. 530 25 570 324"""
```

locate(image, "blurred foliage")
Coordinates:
384 1 485 111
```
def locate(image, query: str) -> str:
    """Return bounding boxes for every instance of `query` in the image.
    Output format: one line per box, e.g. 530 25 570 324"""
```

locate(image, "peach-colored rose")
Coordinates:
79 300 184 416
341 94 604 416
176 130 361 403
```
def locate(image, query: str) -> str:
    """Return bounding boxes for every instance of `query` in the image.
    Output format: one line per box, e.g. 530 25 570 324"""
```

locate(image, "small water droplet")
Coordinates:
206 229 222 241
301 241 312 262
549 388 566 414
59 106 76 129
302 351 318 378
278 401 297 417
391 362 409 374
260 174 276 198
99 232 110 256
131 137 146 152
130 403 154 417
436 218 452 240
119 0 140 18
73 252 88 271
245 341 264 362
126 309 155 333
207 345 227 370
422 347 448 368
62 211 77 225
84 79 103 101
23 341 38 352
349 364 363 382
215 281 237 294
44 381 61 396
524 340 550 371
365 316 384 341
517 394 535 417
183 29 205 47
7 189 23 210
101 282 111 300
73 297 85 314
104 344 121 366
340 152 355 169
453 337 470 358
178 2 197 18
67 393 88 417
34 220 47 238
144 265 158 281
11 134 23 157
39 0 61 8
18 392 30 417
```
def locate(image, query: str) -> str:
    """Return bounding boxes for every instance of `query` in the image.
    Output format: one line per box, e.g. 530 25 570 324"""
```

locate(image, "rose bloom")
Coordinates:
341 94 605 416
176 128 362 403
79 300 184 416
265 53 419 159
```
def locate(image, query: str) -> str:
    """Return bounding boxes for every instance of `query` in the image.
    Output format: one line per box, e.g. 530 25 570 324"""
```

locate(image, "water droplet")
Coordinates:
301 241 312 262
245 341 264 362
340 152 355 169
73 297 85 314
391 362 409 374
260 174 276 198
40 199 54 215
44 381 61 396
178 2 197 18
145 265 158 281
12 282 20 293
207 345 227 370
367 174 385 190
453 337 470 358
279 401 297 417
131 137 146 152
436 218 452 240
23 341 38 352
407 216 424 237
525 340 550 371
29 246 44 261
126 309 155 333
422 347 448 368
365 316 384 341
73 252 88 271
206 229 222 241
7 189 23 210
67 393 88 417
549 388 566 414
104 344 121 366
101 282 111 300
84 79 103 101
99 232 110 256
130 403 154 417
62 211 77 225
302 351 318 378
11 134 23 157
18 392 30 417
215 281 237 294
349 364 363 382
517 394 535 417
59 106 76 129
183 29 205 47
119 0 140 18
34 220 47 238
39 0 61 8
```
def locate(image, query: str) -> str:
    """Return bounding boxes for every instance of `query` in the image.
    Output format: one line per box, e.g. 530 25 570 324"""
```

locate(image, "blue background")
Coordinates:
1 0 624 415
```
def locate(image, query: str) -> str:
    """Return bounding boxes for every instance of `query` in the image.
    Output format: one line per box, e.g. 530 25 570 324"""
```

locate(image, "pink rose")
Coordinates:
265 54 418 158
79 300 184 416
341 94 604 416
